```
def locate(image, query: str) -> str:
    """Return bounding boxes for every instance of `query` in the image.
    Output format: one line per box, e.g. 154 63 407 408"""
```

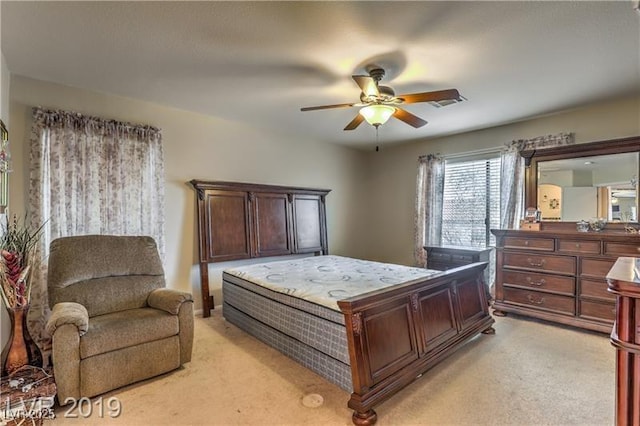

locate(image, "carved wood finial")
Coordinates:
196 188 204 201
248 192 255 202
287 193 293 203
410 293 419 312
351 313 362 336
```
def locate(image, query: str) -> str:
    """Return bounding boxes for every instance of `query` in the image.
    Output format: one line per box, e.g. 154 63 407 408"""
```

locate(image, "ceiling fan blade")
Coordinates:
301 102 356 111
344 114 364 131
352 75 380 98
398 89 461 104
393 108 428 128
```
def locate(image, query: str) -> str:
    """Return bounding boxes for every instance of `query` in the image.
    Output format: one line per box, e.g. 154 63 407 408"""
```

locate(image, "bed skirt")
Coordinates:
222 278 353 391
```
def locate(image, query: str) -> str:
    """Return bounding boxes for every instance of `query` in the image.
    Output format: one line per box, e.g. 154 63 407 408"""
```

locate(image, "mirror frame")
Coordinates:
521 135 640 223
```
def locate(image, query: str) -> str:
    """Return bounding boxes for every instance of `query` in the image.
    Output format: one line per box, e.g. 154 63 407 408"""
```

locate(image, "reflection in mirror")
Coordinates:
537 152 639 222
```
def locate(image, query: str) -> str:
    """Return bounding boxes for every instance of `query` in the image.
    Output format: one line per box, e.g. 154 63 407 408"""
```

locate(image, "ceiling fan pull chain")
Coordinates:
375 126 380 152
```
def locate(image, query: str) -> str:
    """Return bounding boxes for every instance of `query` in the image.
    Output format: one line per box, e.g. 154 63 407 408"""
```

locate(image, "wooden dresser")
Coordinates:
492 228 640 333
607 257 640 426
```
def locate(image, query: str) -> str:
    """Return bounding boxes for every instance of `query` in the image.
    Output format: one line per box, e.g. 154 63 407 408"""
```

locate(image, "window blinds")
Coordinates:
442 156 501 247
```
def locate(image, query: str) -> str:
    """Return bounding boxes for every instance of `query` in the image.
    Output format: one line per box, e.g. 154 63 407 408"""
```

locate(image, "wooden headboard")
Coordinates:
190 180 330 316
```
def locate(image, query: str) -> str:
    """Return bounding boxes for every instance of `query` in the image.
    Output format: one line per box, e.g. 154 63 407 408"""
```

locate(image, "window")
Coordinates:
442 155 501 248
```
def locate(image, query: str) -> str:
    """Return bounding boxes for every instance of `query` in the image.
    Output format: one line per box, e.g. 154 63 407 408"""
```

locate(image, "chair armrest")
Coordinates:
45 302 89 337
148 288 193 315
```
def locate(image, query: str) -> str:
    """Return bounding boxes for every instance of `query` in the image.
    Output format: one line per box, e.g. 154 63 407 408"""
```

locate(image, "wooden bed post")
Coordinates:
342 311 378 425
352 410 378 426
199 261 212 317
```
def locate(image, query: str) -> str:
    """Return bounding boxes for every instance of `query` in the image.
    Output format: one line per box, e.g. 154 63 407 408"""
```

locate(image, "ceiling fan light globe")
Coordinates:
359 105 395 127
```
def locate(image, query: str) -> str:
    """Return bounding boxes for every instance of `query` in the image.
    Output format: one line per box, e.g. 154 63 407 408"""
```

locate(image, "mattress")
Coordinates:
224 255 437 311
222 255 439 391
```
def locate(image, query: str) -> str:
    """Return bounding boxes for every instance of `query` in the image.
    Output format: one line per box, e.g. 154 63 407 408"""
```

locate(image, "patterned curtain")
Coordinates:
28 107 165 358
413 154 445 267
500 132 574 229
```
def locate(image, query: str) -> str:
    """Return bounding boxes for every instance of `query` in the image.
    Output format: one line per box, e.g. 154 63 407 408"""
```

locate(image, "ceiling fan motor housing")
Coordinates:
361 85 396 103
368 68 386 82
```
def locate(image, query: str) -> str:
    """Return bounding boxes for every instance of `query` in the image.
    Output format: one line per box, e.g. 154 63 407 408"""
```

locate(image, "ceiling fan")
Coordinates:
300 67 463 131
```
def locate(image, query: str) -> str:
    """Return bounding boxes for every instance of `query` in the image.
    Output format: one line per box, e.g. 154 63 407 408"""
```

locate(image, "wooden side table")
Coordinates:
607 257 640 426
0 365 56 425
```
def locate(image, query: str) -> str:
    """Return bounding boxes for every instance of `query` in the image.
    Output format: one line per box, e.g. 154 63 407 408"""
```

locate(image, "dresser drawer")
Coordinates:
580 278 615 301
580 258 616 279
428 251 451 263
503 237 554 251
427 261 450 271
579 299 615 323
503 287 575 315
503 252 576 275
502 270 575 295
557 239 601 255
450 253 474 263
603 242 640 257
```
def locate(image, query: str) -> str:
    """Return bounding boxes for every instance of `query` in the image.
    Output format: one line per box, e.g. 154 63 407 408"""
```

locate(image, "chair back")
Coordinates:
48 235 165 317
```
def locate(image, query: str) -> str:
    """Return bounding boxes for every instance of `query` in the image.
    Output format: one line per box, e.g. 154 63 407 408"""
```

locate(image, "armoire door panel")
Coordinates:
417 286 458 353
455 279 487 329
253 193 292 257
362 299 419 384
205 190 251 261
293 195 323 253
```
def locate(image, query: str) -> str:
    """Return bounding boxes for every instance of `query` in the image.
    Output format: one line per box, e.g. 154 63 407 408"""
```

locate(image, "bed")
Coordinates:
222 255 494 425
191 180 495 425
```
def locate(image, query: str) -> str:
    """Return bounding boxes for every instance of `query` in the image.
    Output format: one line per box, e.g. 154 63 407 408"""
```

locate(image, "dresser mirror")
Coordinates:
521 136 640 223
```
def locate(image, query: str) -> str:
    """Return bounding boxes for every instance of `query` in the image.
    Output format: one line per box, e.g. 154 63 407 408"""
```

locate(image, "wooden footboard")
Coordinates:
338 262 494 425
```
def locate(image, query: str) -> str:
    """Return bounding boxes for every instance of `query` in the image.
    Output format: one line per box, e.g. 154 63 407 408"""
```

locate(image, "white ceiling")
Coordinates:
2 1 639 150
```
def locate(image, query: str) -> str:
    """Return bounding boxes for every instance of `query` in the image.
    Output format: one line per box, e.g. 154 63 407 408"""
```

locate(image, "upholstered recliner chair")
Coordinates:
45 235 193 402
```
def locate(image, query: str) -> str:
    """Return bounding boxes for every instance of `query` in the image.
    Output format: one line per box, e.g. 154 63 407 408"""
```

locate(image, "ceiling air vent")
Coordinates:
429 95 467 108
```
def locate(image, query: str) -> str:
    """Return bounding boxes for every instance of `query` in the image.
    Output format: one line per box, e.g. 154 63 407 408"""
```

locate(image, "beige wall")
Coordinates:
1 55 8 119
363 95 640 266
1 48 10 351
8 75 370 312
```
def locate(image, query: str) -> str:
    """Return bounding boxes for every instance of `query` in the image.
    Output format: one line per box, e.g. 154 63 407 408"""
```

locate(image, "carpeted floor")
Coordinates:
51 309 615 425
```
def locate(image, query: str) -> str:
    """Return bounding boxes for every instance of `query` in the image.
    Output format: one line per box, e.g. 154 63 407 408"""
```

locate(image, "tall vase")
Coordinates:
1 304 43 375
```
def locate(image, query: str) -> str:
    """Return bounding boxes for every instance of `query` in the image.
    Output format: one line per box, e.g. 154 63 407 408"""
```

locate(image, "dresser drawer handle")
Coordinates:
524 240 529 246
527 258 546 268
575 243 581 248
526 277 546 286
527 294 545 305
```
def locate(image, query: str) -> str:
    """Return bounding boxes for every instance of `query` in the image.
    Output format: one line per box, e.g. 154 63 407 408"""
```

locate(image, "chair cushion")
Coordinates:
48 235 164 288
80 308 179 359
51 275 165 317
